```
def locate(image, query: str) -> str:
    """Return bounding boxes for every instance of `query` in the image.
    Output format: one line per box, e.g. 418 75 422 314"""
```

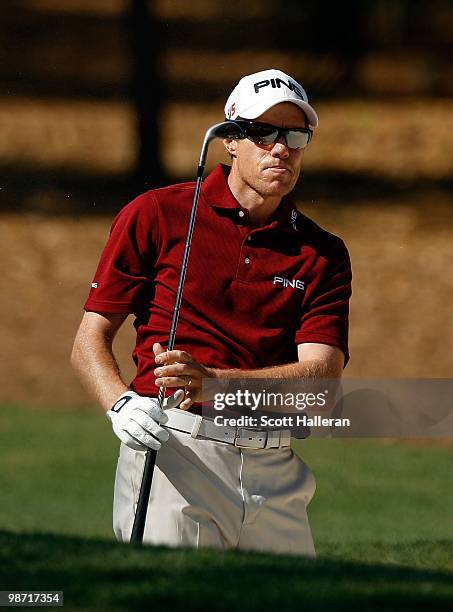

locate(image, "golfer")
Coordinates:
71 69 352 556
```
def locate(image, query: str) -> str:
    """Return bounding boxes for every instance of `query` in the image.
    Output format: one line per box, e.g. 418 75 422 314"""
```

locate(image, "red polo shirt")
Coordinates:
84 164 352 397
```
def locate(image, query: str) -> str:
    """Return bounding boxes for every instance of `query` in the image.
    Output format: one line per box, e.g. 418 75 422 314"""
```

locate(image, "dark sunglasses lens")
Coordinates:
245 124 279 144
286 131 311 149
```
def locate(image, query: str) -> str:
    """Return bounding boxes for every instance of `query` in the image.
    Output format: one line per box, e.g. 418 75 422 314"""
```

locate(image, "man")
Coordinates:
71 69 352 557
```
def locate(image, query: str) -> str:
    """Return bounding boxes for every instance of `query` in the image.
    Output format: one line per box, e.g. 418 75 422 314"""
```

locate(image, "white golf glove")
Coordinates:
107 389 184 451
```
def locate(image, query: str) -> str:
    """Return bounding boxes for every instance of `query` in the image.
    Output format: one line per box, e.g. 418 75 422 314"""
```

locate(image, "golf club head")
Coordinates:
206 120 246 141
198 120 246 168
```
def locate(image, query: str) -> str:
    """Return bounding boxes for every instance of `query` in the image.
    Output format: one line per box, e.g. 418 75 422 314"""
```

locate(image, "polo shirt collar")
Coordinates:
201 164 302 235
201 164 240 210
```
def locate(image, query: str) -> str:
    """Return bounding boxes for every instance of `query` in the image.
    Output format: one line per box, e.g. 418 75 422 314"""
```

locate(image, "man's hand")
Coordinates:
153 343 217 410
106 389 184 451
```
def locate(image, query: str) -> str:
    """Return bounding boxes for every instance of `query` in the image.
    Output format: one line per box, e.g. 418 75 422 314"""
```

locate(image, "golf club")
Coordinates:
130 120 245 543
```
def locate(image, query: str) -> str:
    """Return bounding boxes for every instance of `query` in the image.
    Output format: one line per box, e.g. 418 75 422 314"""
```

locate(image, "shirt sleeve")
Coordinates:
84 193 159 314
295 238 352 366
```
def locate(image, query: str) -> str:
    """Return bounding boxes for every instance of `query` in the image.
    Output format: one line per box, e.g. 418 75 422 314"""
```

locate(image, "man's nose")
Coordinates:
271 136 290 157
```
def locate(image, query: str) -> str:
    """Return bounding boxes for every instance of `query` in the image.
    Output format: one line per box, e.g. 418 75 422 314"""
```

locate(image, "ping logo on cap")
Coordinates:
253 77 304 100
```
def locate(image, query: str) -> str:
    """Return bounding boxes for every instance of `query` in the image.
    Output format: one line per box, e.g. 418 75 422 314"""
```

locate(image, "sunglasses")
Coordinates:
231 119 313 150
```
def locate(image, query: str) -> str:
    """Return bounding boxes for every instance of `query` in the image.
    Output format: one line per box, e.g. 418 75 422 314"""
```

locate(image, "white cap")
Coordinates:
224 69 318 128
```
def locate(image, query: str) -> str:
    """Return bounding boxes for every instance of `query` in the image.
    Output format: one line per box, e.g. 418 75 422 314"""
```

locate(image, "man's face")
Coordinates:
225 102 308 199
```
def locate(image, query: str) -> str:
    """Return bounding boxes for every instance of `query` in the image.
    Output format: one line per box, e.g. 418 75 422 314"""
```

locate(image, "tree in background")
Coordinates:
127 0 163 191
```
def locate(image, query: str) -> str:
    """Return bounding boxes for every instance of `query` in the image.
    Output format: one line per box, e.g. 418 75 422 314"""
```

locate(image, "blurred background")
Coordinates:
1 0 452 408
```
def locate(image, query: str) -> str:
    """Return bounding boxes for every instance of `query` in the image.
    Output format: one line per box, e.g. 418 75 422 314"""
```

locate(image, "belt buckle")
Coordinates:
234 427 266 449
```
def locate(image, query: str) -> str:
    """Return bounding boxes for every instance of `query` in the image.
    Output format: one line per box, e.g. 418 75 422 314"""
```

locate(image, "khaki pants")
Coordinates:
113 425 316 557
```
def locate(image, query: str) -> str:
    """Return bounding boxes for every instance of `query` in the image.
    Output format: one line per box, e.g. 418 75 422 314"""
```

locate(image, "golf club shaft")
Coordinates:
167 166 204 352
130 166 205 543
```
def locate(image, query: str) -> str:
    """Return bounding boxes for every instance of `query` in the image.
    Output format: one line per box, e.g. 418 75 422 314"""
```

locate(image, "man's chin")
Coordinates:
262 178 296 197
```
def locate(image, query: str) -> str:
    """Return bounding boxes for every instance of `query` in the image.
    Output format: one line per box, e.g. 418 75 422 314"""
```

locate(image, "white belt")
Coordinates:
165 408 291 450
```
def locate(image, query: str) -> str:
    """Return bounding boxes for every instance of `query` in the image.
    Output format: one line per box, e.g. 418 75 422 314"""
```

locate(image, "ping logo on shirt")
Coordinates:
273 276 305 290
253 78 304 99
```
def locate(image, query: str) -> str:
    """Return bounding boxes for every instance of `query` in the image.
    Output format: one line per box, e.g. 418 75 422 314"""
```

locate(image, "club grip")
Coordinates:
130 448 157 543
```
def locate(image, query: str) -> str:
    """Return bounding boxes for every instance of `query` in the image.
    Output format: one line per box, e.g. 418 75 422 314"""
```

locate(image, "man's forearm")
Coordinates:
211 358 337 381
208 360 341 415
71 330 128 412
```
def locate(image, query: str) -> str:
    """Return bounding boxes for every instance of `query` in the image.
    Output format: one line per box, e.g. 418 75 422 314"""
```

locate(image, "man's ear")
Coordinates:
223 138 238 158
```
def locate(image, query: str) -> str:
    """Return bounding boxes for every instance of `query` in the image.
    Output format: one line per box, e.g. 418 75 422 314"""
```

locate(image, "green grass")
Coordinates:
1 532 453 611
1 405 453 609
0 404 118 538
294 438 453 545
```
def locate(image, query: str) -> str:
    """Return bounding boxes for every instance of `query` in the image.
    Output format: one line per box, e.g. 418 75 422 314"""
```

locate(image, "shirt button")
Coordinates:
247 235 252 241
238 210 245 218
244 257 250 264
